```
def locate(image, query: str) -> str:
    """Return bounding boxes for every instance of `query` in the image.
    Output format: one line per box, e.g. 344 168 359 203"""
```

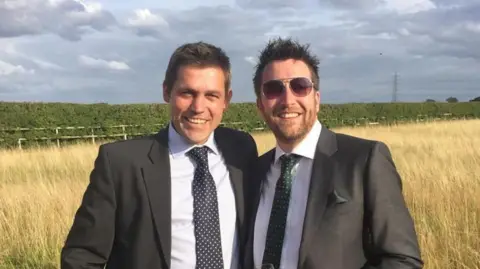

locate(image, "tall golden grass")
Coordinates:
1 120 479 269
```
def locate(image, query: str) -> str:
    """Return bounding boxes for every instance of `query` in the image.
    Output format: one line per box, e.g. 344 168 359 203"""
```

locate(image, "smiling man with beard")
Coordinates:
244 37 423 269
61 42 258 269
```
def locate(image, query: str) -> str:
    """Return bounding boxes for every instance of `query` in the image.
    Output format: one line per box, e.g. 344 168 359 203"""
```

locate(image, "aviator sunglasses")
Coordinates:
261 77 314 99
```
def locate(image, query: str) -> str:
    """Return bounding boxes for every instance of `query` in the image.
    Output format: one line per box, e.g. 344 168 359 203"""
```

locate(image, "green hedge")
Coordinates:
1 101 479 149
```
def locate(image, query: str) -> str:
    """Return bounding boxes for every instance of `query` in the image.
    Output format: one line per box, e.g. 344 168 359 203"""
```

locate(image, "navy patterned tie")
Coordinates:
262 153 301 269
187 146 224 269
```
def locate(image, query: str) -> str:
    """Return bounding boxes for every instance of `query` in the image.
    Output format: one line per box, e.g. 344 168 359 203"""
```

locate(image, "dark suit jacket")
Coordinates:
61 125 258 269
244 127 423 269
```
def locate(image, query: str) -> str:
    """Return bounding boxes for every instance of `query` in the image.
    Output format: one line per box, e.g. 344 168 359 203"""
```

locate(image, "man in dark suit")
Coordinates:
61 42 258 269
244 37 423 269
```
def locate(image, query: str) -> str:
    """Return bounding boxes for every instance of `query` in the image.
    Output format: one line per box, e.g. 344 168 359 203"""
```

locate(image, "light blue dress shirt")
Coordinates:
168 123 238 269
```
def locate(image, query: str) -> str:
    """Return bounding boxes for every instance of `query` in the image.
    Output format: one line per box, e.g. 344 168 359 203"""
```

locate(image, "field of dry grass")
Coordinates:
1 120 479 269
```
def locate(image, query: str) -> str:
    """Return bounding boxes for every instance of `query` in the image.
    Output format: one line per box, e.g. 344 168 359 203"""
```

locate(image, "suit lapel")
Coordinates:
255 149 275 220
297 128 338 269
141 127 172 268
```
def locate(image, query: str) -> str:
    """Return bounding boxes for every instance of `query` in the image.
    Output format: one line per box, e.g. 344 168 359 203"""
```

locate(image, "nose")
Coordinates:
190 95 206 113
279 81 296 105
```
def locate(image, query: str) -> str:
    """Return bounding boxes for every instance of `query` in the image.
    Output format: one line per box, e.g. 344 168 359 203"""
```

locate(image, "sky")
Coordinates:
0 0 479 104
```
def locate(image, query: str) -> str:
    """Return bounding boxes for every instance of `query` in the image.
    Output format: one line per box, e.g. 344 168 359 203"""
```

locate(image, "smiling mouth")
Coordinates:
278 112 300 119
183 117 208 124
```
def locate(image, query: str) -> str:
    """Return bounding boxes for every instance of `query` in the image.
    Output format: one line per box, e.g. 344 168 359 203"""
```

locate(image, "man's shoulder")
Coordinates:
101 133 158 150
334 131 378 149
97 133 160 161
329 129 392 161
215 126 255 144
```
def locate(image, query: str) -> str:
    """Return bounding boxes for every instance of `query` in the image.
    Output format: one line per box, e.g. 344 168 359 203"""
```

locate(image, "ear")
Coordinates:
224 89 232 109
256 97 266 120
314 90 320 113
256 96 261 109
163 83 170 103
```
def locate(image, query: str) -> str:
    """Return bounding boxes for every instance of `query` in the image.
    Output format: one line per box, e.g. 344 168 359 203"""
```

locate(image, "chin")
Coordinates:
184 131 210 144
276 126 306 140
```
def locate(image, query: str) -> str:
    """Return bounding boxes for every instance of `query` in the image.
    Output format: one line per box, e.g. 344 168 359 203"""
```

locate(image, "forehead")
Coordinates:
261 59 311 82
175 65 226 91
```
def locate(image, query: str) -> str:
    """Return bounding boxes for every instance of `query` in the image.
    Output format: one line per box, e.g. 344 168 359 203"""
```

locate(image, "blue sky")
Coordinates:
0 0 479 104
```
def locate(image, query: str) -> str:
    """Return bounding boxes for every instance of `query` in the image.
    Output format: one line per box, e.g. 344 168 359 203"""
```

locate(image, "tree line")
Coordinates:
1 101 479 148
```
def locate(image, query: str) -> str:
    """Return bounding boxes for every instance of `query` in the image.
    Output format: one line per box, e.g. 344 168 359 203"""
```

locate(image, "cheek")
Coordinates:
208 103 225 118
172 98 190 113
207 98 227 111
299 98 316 112
260 99 277 114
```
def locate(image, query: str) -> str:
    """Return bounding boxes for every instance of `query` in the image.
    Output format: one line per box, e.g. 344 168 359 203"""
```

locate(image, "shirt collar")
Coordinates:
168 121 219 159
274 119 322 164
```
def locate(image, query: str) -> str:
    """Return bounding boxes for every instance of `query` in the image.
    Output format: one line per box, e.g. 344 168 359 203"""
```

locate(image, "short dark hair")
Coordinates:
163 41 231 95
253 37 320 98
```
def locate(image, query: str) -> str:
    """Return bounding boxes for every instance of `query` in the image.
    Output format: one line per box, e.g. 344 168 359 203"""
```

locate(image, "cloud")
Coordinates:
78 55 131 71
244 56 256 65
382 0 436 14
2 42 63 70
124 9 169 38
127 9 168 27
322 0 384 10
1 1 479 104
0 0 117 41
341 2 480 62
236 0 310 9
237 0 437 13
124 5 327 52
0 60 35 76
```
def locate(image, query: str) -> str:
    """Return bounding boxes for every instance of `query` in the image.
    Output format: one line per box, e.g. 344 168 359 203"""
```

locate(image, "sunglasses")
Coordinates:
261 77 314 99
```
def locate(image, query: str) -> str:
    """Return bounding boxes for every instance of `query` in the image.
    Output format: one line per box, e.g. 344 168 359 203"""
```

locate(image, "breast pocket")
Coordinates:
323 191 359 219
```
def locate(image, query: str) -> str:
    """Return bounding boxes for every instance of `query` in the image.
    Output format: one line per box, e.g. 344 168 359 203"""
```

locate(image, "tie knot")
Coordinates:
187 146 209 166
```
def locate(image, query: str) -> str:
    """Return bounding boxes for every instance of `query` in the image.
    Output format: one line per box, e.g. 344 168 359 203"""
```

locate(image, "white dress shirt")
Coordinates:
254 120 322 269
168 123 238 269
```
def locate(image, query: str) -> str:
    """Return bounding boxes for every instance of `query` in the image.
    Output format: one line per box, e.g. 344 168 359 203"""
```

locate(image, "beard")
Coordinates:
265 108 317 145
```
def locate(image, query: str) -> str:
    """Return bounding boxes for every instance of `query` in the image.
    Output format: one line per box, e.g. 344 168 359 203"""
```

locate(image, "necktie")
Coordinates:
262 153 301 269
187 146 224 269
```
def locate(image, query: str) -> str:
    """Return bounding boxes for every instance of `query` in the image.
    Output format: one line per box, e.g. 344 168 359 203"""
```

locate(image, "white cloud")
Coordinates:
2 42 63 70
244 56 256 65
383 0 436 14
127 9 168 27
78 55 131 71
0 60 35 76
0 0 117 41
465 22 480 33
31 58 64 70
124 8 171 39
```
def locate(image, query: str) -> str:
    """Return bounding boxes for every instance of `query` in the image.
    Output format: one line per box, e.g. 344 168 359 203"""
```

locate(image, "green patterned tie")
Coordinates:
262 153 301 269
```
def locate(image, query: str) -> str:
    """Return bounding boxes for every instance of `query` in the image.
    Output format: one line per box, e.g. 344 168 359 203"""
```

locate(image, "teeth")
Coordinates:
279 113 299 119
186 118 207 124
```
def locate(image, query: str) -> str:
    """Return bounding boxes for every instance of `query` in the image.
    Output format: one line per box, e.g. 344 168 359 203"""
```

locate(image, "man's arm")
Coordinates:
362 141 424 269
242 131 260 218
61 145 116 269
241 132 260 269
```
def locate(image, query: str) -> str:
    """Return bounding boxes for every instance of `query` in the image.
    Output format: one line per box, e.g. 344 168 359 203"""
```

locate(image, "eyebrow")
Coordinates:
179 88 223 95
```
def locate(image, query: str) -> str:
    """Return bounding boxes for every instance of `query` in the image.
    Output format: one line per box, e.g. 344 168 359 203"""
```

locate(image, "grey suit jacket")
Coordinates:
244 127 423 269
61 125 258 269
